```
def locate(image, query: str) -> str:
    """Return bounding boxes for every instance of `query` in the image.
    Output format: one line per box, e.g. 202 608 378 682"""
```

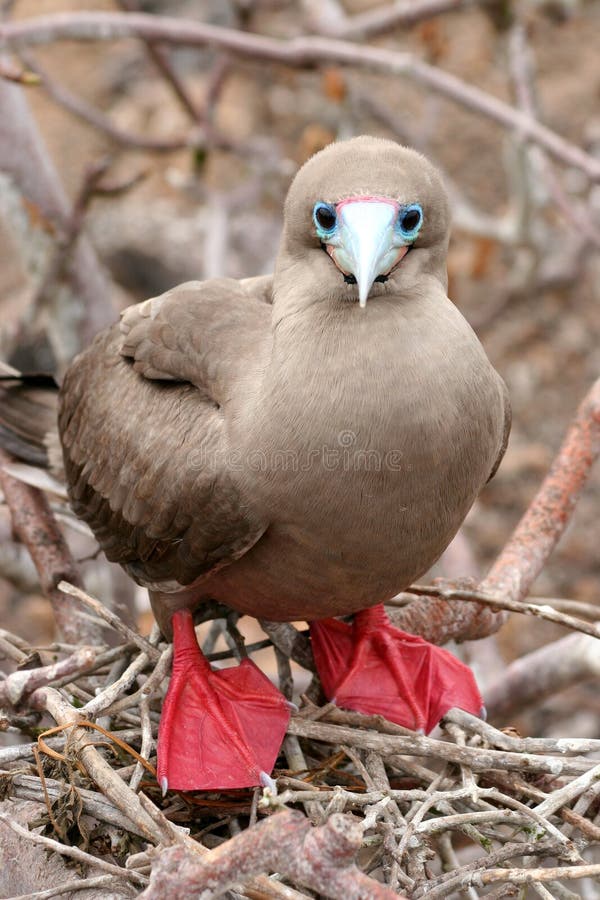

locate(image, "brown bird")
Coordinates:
1 137 509 793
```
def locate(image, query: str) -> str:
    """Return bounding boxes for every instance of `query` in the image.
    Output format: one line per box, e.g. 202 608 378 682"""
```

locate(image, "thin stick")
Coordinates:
28 685 168 843
442 707 600 755
82 650 151 718
58 581 160 661
390 585 600 641
4 875 126 900
116 0 203 122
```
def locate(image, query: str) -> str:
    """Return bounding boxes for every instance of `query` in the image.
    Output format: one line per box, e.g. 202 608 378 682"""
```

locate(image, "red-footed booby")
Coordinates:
1 137 510 793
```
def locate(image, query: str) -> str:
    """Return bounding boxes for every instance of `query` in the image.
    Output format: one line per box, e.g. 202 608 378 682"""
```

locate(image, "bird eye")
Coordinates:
398 205 422 237
313 202 337 233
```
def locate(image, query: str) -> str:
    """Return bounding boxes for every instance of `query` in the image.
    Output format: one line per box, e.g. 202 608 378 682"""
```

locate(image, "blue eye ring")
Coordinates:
397 203 423 240
313 202 337 235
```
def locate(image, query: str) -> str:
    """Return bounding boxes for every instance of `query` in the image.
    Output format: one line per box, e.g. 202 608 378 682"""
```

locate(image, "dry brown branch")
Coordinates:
28 157 126 326
507 21 600 251
139 809 401 900
0 449 100 644
390 376 600 643
483 379 600 601
2 12 599 179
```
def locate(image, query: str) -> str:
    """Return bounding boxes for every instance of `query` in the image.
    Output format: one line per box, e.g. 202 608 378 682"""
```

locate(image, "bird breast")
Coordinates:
234 293 504 566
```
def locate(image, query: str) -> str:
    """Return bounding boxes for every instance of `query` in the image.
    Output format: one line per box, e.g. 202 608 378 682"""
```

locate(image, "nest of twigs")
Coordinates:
2 578 600 900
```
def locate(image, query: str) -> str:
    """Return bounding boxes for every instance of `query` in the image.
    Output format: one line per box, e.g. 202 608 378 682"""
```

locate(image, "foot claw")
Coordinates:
160 776 168 797
259 771 277 794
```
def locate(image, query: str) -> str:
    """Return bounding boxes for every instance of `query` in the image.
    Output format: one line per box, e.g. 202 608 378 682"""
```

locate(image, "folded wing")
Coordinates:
59 279 271 589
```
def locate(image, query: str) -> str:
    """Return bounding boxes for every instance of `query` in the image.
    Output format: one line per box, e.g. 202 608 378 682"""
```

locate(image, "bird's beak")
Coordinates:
327 200 409 308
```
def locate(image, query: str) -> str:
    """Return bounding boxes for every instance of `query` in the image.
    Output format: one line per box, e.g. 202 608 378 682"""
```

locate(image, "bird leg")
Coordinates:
310 604 483 734
157 609 290 792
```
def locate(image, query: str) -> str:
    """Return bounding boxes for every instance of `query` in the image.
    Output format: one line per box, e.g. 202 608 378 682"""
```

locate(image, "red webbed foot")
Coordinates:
310 604 482 733
157 609 290 792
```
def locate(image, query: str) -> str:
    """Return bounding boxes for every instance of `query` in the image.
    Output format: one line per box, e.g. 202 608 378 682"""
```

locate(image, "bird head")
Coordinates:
277 136 450 310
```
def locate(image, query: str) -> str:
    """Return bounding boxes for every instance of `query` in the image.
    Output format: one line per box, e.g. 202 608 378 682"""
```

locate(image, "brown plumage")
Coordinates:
2 137 510 789
59 137 509 630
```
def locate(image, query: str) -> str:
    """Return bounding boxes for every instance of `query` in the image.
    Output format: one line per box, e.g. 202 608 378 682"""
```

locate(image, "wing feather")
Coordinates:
59 282 269 588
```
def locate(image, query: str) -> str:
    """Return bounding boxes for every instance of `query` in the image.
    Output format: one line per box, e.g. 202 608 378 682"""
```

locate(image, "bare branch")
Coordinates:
2 874 128 900
0 771 153 837
26 684 172 844
0 449 101 644
116 0 203 123
1 12 598 179
139 809 401 900
391 583 600 641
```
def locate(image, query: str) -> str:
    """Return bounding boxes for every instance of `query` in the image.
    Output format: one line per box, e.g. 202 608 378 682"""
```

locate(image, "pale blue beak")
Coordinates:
327 200 409 308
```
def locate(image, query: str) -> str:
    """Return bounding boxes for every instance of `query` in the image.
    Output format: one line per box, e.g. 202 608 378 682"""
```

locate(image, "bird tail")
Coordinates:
0 361 61 471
